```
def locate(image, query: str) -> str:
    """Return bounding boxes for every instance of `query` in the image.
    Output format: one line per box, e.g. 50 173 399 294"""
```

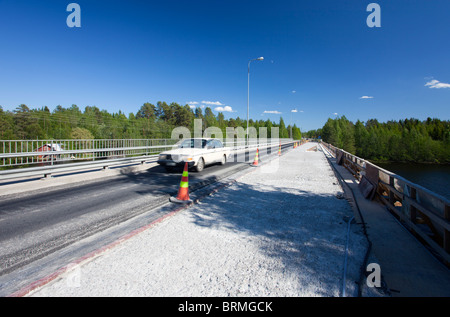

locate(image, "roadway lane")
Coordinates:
0 143 293 276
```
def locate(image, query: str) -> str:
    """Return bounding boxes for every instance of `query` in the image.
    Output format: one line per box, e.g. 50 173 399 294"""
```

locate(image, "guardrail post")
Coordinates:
389 175 396 206
51 140 54 166
445 204 450 254
409 187 418 224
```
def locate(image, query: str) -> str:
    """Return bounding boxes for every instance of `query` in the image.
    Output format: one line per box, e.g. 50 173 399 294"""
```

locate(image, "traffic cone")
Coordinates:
278 143 281 156
170 162 193 204
251 148 259 166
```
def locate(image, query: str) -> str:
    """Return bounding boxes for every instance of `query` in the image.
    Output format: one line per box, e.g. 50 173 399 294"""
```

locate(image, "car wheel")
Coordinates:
220 154 226 165
195 158 205 172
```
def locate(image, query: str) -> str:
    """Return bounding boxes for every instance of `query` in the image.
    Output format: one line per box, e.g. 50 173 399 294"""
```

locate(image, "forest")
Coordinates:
2 102 448 163
303 116 450 164
0 102 302 141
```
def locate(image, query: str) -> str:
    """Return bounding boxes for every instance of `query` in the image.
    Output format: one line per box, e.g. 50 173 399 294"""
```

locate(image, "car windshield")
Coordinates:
178 139 207 149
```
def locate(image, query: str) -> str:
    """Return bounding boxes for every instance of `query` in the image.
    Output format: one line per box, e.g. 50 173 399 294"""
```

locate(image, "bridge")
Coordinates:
0 139 449 297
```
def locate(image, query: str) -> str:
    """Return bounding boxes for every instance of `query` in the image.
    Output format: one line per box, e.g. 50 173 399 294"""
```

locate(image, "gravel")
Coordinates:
28 143 368 297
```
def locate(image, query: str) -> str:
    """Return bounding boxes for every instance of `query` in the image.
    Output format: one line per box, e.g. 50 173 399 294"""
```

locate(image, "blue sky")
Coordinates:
0 0 449 131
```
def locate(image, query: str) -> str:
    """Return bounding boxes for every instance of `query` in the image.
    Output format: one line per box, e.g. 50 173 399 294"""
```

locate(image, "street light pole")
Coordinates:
247 56 264 147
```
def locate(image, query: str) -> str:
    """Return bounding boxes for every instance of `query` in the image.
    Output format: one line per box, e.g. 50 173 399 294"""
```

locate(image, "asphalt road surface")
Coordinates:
0 144 292 281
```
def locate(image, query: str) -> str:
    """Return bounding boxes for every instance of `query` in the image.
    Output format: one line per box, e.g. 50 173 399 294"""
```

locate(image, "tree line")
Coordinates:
2 102 448 163
0 102 301 141
304 116 450 163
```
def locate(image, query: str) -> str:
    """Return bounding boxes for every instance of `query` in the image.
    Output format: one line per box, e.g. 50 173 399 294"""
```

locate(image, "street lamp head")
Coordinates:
257 57 264 61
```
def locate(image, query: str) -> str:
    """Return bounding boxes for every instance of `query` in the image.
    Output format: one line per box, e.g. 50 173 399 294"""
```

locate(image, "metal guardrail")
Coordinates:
321 141 450 265
0 139 178 167
0 138 296 181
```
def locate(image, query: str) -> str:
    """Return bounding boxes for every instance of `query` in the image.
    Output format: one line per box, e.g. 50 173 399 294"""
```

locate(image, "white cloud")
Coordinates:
333 112 338 116
187 101 199 105
359 96 374 99
202 100 224 106
291 90 296 94
214 106 234 112
291 109 298 113
263 110 282 114
425 79 450 89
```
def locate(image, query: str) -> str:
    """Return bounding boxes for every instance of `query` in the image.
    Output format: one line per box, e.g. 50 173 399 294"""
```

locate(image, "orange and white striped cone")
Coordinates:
278 143 281 156
170 162 193 204
251 148 259 167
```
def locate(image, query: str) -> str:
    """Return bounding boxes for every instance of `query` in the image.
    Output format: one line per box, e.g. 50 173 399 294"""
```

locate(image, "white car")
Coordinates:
157 138 231 172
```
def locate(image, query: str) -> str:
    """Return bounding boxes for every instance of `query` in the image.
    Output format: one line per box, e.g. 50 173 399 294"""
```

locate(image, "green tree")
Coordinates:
13 104 44 139
338 116 355 153
174 104 194 128
0 106 15 139
70 127 94 139
136 102 156 120
292 124 302 140
279 117 289 138
204 107 217 128
322 118 339 145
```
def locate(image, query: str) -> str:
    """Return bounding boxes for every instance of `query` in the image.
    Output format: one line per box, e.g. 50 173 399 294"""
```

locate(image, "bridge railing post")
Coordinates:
445 204 450 254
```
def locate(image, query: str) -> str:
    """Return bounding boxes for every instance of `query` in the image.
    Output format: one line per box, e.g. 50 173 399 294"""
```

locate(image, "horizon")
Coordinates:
1 102 448 134
1 0 449 132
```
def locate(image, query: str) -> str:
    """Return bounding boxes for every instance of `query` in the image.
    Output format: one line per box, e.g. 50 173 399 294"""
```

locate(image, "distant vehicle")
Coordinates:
157 138 231 172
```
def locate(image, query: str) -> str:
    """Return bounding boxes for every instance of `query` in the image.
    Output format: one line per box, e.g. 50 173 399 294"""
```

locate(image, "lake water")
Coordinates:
375 162 450 201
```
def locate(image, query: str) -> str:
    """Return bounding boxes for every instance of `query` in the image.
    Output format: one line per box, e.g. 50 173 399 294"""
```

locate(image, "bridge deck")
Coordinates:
19 142 450 296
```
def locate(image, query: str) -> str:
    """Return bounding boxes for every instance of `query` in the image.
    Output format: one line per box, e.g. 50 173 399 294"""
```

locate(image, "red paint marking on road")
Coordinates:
8 204 190 297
